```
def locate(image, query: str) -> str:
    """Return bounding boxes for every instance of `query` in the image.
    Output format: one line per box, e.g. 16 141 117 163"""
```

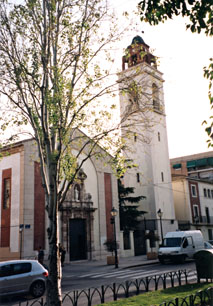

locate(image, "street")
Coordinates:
0 260 197 305
62 260 196 291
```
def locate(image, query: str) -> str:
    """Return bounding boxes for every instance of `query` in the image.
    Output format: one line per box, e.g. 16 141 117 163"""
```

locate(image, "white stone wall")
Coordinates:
23 140 39 258
0 152 21 253
118 61 177 237
172 179 192 222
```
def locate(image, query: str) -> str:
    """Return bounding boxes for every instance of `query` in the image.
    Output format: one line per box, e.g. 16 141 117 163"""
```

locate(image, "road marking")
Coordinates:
181 271 197 281
91 269 133 278
129 270 192 280
116 269 160 279
78 269 132 278
78 269 197 282
121 270 164 280
78 272 103 278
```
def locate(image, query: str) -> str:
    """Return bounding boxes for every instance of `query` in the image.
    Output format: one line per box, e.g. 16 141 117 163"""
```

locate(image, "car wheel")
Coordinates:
30 281 45 298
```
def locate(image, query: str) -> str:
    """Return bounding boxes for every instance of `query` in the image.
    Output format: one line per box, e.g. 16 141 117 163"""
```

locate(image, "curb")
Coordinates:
122 260 159 269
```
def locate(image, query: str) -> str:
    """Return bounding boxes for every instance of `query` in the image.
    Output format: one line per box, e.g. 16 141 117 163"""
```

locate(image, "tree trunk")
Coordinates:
46 240 62 305
46 164 62 305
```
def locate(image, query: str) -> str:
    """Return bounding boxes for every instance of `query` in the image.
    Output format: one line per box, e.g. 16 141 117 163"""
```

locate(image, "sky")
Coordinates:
1 0 212 160
111 0 213 159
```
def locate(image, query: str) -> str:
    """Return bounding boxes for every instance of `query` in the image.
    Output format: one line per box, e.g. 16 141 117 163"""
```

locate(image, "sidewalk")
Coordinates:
64 254 159 270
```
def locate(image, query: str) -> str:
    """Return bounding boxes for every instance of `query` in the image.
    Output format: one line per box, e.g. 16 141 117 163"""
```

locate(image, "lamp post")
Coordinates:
111 207 118 269
157 209 163 243
19 224 24 259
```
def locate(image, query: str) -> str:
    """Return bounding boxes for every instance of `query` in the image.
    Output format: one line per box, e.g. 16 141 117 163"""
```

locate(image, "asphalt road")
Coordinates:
0 261 197 306
61 260 196 291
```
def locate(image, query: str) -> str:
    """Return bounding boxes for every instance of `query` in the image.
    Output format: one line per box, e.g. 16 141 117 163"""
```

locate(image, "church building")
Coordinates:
0 36 177 261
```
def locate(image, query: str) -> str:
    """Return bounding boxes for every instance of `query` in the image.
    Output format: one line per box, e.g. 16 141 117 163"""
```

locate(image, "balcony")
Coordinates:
192 215 213 225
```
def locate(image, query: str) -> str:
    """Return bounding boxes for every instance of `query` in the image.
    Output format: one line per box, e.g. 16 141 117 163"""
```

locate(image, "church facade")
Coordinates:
0 139 119 261
0 36 178 262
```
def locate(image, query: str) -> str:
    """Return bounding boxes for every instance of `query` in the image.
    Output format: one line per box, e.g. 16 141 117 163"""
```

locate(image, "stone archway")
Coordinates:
60 169 96 261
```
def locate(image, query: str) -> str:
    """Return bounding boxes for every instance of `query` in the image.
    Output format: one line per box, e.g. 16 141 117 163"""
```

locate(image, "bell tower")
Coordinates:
118 36 177 249
122 35 157 70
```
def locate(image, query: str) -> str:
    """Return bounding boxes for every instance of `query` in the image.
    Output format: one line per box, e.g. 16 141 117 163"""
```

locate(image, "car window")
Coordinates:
187 237 193 246
12 263 31 275
0 264 12 277
164 237 182 247
182 238 188 248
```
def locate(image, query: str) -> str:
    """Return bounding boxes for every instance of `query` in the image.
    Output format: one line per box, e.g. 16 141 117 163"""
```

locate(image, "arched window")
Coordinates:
158 132 160 142
152 83 160 111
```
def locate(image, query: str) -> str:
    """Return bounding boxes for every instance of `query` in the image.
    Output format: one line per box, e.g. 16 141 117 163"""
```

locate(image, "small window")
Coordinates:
3 178 10 209
204 188 207 197
123 231 131 250
206 207 210 223
137 173 140 183
173 163 182 170
208 189 211 198
193 205 199 222
134 134 137 142
158 132 160 142
208 229 213 240
191 185 197 197
152 83 160 111
161 172 164 182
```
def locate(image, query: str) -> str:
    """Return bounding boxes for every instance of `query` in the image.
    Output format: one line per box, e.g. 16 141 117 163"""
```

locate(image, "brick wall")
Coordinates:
0 168 12 247
34 162 45 250
104 173 113 241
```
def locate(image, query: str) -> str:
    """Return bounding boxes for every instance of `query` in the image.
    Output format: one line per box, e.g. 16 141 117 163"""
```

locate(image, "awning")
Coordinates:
173 163 182 169
187 160 196 168
207 157 213 166
196 158 207 167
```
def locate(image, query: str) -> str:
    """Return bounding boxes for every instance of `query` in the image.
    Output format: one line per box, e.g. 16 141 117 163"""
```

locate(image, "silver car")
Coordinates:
0 260 48 298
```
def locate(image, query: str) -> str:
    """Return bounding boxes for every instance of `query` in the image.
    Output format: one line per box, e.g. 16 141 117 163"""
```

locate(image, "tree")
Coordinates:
0 1 157 304
203 59 213 145
118 179 146 231
138 0 213 146
138 0 213 36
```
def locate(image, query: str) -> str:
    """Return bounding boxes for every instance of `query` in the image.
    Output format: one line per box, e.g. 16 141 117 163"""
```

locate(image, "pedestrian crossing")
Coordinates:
77 268 197 281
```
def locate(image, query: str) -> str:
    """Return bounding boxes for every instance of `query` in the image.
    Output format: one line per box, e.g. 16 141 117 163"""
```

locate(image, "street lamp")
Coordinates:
157 209 163 243
110 207 118 269
19 224 24 259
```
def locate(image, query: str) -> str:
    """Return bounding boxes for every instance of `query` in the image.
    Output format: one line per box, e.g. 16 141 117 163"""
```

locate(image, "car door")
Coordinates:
10 263 32 294
0 264 13 295
184 236 194 258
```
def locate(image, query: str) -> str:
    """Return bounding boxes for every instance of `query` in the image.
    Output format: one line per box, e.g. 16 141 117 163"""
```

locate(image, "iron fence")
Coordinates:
3 269 203 306
158 286 213 306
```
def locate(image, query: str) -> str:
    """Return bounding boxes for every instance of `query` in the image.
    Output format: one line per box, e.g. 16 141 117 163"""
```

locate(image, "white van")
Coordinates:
158 230 204 264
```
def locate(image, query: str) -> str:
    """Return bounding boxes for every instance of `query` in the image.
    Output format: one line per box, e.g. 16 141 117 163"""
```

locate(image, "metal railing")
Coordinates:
158 286 213 306
7 269 200 306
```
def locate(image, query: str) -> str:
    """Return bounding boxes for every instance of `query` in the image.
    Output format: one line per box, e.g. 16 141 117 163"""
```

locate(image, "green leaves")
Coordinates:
118 179 146 231
203 58 213 146
138 0 213 36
